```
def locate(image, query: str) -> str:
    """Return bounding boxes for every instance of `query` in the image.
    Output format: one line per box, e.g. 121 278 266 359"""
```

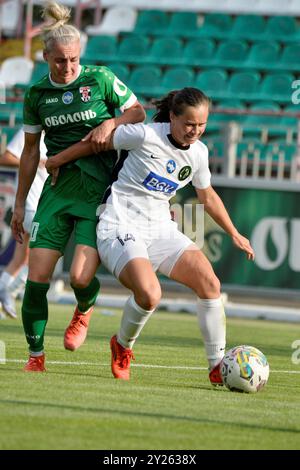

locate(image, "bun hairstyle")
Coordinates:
153 87 211 123
41 1 80 51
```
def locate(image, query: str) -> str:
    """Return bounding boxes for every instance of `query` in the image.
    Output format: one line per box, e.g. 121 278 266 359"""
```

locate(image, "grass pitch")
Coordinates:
0 303 299 450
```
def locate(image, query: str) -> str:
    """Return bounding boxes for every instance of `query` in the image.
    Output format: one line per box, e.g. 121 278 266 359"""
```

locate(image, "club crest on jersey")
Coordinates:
178 165 192 181
143 172 178 194
166 159 176 174
62 91 73 105
79 86 91 102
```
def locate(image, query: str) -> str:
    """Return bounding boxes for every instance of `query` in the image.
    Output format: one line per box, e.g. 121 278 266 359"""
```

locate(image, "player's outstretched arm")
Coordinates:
196 186 255 261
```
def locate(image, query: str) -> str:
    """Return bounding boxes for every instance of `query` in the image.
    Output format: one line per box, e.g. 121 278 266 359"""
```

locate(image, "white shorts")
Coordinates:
97 225 196 279
23 210 36 234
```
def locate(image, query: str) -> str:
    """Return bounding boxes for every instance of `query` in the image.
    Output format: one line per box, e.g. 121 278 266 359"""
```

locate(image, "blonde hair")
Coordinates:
41 1 80 51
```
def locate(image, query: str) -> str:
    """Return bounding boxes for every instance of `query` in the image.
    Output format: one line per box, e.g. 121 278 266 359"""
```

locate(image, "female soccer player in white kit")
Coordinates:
46 88 254 385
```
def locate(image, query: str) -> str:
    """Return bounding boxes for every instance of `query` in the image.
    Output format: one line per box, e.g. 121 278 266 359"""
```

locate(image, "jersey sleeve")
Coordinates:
192 143 211 189
23 87 43 134
101 67 137 113
6 129 25 160
113 123 146 150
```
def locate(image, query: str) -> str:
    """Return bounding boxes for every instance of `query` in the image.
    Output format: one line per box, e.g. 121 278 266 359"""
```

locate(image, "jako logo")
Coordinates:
143 172 179 194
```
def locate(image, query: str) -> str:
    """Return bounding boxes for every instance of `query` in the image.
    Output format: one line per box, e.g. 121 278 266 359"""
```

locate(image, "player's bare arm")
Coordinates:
11 132 41 243
82 100 145 153
0 150 20 167
196 186 255 261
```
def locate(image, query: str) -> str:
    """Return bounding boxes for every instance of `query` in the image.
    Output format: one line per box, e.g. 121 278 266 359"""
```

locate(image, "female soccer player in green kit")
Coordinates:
11 1 145 371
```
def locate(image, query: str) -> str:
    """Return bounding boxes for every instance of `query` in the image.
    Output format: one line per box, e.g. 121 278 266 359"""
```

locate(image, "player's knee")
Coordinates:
201 275 221 298
135 284 161 311
70 272 92 289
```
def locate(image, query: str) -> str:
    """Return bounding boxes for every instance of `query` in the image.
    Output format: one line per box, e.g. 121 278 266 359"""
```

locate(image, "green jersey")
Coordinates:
23 65 136 183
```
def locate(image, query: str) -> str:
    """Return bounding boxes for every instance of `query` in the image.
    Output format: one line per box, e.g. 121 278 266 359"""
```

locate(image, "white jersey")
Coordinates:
98 122 211 235
7 129 48 212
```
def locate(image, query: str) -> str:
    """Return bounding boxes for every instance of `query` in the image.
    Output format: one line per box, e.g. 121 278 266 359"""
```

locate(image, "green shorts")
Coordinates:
29 166 108 254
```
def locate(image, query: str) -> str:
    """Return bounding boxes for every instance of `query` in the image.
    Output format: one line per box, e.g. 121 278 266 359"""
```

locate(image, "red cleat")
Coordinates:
209 362 224 386
24 354 46 372
110 335 135 380
64 306 93 351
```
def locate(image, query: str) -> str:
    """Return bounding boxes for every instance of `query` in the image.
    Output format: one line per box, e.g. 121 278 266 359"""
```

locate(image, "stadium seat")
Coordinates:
214 40 249 69
245 42 280 71
106 64 130 83
197 13 233 39
195 69 228 100
146 37 183 65
159 67 195 95
163 11 200 38
263 16 300 42
182 39 216 67
81 36 117 63
259 73 295 103
29 62 49 85
230 15 267 41
85 6 137 36
278 44 300 72
0 57 33 88
117 35 150 64
243 102 282 140
128 66 162 98
227 71 261 101
133 10 169 35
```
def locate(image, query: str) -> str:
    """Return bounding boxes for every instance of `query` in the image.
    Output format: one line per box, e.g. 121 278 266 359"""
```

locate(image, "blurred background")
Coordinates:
1 0 300 320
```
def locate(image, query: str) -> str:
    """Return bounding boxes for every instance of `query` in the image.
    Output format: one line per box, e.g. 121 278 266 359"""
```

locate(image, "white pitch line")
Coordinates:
3 359 300 374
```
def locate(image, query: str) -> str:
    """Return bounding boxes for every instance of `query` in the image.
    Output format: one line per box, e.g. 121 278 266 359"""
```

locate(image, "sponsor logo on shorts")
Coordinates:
30 222 39 242
143 172 178 195
62 91 73 105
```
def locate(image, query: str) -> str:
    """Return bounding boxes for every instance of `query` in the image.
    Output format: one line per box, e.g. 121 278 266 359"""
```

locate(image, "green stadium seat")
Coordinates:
259 73 295 103
227 71 261 101
278 44 300 72
163 11 200 38
133 10 169 35
0 125 20 144
117 35 150 64
128 66 162 98
158 67 195 96
30 62 49 85
230 15 266 41
263 16 300 42
0 103 23 126
243 102 282 140
195 69 228 100
197 13 233 39
245 42 280 71
281 104 299 128
145 108 156 123
106 64 129 83
182 38 216 67
214 40 249 69
81 35 117 63
146 37 183 65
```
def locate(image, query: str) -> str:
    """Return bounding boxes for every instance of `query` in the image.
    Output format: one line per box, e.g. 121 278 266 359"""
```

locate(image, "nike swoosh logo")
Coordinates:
150 154 160 160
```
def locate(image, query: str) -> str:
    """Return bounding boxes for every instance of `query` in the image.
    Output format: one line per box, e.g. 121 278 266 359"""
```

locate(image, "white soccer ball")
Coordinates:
221 345 269 393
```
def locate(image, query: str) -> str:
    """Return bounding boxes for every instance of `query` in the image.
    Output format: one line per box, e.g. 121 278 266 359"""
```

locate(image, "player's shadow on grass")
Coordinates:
1 398 300 435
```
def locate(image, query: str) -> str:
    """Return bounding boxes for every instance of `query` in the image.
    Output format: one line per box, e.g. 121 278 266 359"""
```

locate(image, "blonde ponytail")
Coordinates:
41 1 80 51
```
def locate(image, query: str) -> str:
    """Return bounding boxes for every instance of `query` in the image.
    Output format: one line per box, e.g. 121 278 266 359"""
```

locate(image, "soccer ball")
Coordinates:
221 345 269 393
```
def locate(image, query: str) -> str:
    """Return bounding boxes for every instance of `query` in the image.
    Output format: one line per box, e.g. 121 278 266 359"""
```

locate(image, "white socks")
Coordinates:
118 295 155 349
9 266 28 296
197 297 226 370
0 271 14 290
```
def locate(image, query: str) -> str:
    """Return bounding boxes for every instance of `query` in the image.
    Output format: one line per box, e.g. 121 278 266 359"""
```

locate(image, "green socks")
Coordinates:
71 277 100 313
22 280 50 353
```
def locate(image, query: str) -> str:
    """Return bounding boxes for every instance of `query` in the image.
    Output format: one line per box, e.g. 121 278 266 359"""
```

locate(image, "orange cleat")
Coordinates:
110 335 135 380
24 353 46 372
209 362 224 386
64 306 93 351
